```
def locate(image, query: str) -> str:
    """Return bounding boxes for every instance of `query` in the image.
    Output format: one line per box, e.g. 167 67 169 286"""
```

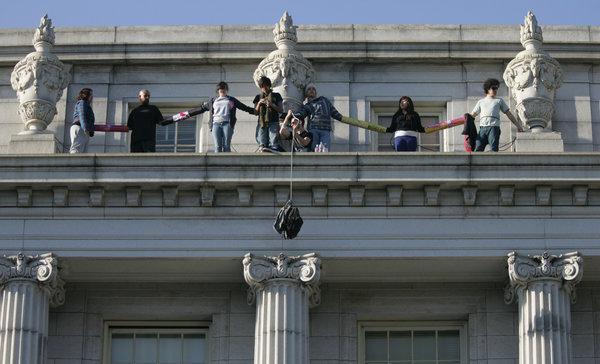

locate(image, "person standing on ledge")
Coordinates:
127 89 164 153
70 88 95 153
200 81 256 153
254 76 284 152
470 78 523 152
294 83 343 152
385 96 424 152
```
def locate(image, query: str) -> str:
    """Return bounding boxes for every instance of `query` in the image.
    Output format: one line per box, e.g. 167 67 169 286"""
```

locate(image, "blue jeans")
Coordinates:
256 123 281 150
475 126 501 152
212 121 233 152
393 135 418 152
309 128 331 151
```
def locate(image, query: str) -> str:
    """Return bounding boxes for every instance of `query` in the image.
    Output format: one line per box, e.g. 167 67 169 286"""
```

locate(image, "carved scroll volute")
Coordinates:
0 252 66 307
243 253 322 307
505 251 583 304
503 11 562 132
10 15 71 133
254 12 315 113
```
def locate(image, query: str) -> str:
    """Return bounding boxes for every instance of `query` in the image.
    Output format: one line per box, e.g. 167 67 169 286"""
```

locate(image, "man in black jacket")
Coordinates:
127 89 164 153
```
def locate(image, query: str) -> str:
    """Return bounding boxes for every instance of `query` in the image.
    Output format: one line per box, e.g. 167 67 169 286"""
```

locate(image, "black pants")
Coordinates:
131 140 156 153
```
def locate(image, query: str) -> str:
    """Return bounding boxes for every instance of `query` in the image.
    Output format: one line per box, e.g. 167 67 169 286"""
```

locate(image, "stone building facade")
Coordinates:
0 12 600 364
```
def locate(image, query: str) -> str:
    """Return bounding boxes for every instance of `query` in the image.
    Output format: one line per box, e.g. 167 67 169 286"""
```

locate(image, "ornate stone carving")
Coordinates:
243 252 321 307
0 252 65 307
10 15 70 134
505 250 583 304
254 12 315 112
503 11 562 132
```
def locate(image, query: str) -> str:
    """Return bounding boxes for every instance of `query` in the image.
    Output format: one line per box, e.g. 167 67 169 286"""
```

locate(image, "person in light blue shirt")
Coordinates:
470 78 523 152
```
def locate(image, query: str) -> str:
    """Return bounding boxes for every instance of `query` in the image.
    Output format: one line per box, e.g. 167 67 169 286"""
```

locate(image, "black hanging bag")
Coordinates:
274 200 303 239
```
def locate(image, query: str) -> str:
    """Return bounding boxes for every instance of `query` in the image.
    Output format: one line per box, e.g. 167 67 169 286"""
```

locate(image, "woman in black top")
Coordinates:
386 96 424 152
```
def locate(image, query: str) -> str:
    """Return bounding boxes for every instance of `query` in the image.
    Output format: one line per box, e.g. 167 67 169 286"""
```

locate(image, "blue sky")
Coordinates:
1 0 598 28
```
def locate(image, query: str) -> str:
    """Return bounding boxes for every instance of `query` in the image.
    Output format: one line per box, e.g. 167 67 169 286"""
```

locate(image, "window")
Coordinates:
360 322 467 364
155 107 198 152
377 114 442 152
105 324 208 364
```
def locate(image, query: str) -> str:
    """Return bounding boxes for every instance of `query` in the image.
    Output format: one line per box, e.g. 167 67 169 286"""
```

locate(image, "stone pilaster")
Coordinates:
0 253 65 364
505 251 583 364
243 253 321 364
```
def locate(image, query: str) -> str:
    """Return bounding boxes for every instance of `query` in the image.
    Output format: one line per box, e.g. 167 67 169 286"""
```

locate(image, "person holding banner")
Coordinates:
127 89 164 153
470 78 523 152
385 96 425 152
199 82 256 153
69 88 95 154
293 83 343 152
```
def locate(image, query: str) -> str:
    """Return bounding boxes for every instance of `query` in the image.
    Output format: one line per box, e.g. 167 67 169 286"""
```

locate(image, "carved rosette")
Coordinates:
253 12 315 112
10 15 70 134
503 11 562 132
504 251 583 304
0 252 66 307
243 252 321 307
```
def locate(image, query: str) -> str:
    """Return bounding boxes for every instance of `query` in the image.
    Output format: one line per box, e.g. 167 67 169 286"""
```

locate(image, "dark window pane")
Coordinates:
413 331 436 360
111 333 133 364
365 331 387 361
389 331 411 360
437 330 460 360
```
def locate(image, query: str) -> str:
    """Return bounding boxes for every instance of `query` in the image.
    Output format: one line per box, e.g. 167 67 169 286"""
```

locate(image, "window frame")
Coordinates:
102 320 211 364
358 321 468 364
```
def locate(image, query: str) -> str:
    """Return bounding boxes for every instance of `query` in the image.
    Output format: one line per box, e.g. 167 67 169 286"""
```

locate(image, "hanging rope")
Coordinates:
273 124 304 239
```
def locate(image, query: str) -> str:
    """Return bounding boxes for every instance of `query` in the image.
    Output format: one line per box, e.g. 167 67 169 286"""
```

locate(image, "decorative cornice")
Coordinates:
0 252 65 307
243 252 321 307
505 250 583 304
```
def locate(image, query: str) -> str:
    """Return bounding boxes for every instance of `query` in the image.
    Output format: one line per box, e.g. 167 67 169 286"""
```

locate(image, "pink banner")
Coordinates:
94 125 129 132
424 115 466 134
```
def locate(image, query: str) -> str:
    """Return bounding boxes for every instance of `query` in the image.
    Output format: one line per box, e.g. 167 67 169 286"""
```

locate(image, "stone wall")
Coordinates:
46 281 600 363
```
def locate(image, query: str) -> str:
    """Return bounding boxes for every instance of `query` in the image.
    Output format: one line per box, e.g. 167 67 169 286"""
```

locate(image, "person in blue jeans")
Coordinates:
253 76 283 151
385 96 424 152
294 83 343 151
470 78 523 152
196 82 255 153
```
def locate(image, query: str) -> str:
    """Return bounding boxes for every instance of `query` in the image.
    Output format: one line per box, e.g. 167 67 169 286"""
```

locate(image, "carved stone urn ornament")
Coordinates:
503 11 563 132
254 11 315 113
10 15 70 134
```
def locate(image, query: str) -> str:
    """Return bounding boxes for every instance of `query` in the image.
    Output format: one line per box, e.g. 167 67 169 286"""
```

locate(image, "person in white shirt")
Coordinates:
470 78 523 152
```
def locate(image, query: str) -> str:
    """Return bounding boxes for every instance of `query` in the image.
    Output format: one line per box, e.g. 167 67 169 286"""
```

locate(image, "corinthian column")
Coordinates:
243 253 321 364
0 253 65 364
505 251 583 364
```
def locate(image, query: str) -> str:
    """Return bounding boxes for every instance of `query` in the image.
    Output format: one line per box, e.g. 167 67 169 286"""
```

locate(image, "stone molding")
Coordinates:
0 252 65 307
505 250 583 304
243 252 321 307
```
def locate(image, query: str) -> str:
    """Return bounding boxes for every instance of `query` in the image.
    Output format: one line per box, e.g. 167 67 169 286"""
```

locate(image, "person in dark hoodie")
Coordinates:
69 88 95 153
127 89 164 153
385 96 424 152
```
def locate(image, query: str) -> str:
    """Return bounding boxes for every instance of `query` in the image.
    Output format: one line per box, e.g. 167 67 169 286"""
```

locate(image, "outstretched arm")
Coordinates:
234 98 256 115
505 110 524 132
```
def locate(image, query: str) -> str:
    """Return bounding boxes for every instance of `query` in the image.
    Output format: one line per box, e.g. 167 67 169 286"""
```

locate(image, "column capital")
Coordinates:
0 252 65 307
243 252 321 307
505 250 583 304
